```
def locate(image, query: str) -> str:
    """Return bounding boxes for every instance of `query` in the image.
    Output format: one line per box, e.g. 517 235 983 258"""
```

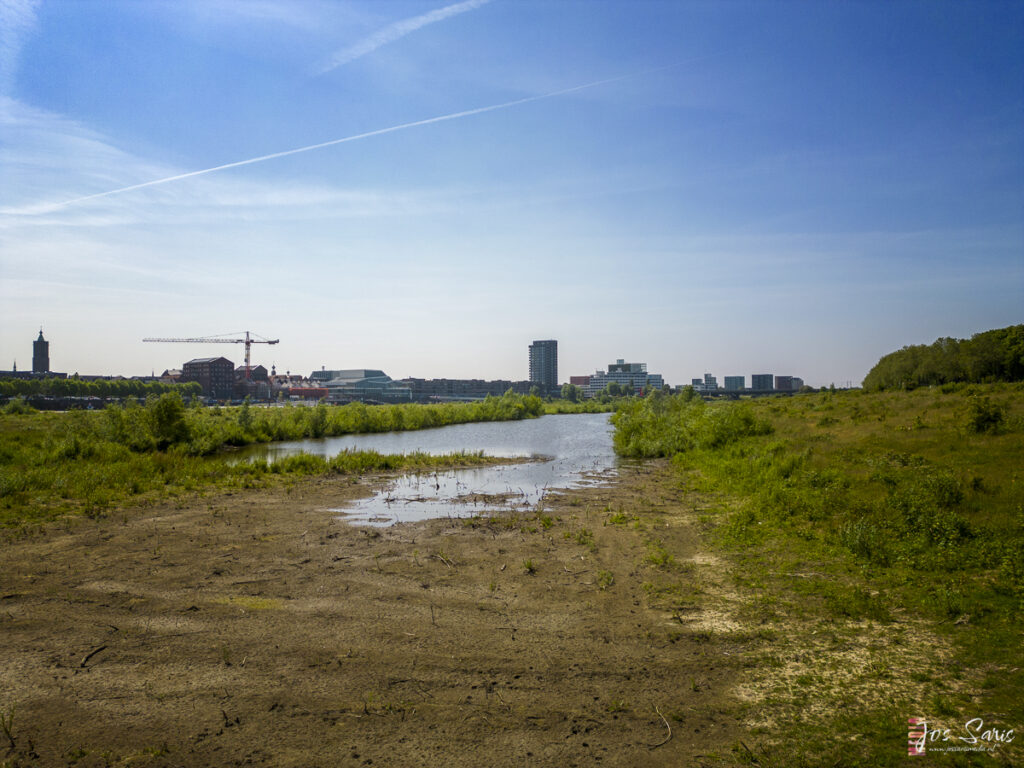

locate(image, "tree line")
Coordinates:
862 324 1024 391
0 377 202 399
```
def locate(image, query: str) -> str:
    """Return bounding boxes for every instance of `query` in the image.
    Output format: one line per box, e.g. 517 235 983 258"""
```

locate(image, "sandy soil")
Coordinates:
1 463 748 767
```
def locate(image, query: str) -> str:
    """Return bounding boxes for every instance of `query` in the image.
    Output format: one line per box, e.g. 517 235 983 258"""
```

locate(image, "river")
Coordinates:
245 412 616 526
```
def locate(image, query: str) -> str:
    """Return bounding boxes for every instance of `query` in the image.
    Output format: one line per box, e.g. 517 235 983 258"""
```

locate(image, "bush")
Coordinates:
2 398 36 414
965 396 1005 434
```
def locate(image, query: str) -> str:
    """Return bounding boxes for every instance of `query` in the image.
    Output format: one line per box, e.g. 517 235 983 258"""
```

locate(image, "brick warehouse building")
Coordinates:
182 357 234 400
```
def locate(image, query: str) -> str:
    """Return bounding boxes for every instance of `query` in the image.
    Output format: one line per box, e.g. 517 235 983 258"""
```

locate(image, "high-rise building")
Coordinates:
32 330 49 373
529 340 558 391
724 375 745 391
752 374 774 391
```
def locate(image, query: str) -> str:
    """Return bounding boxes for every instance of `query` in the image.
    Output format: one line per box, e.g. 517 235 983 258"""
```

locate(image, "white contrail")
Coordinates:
41 68 668 212
319 0 492 74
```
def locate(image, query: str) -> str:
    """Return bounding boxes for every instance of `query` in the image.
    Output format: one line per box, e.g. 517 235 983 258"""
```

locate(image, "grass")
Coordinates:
613 384 1024 765
0 704 14 750
0 422 508 530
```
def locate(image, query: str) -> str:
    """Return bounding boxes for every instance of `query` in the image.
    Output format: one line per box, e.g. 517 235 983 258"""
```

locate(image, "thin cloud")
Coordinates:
17 69 648 214
0 0 40 95
318 0 491 74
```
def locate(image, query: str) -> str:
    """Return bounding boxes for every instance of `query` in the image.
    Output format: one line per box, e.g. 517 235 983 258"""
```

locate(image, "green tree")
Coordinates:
560 383 583 402
150 392 191 449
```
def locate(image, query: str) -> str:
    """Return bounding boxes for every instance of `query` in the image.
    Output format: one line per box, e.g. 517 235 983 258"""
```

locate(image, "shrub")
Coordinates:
2 398 36 414
965 396 1005 434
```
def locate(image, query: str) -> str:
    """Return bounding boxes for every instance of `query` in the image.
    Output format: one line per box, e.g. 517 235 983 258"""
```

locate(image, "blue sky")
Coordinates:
1 0 1021 386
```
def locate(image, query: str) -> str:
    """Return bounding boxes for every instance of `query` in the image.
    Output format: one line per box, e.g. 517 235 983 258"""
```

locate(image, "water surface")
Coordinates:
247 413 616 525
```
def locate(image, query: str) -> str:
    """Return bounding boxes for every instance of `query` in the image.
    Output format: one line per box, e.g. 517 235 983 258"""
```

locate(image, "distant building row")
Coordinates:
164 359 548 403
690 373 805 392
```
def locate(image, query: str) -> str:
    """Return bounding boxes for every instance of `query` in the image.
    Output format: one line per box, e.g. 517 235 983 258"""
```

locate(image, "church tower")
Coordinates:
32 329 49 373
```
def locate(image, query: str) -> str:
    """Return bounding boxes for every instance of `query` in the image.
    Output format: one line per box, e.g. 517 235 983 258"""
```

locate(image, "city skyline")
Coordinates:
5 326 813 391
2 2 1022 387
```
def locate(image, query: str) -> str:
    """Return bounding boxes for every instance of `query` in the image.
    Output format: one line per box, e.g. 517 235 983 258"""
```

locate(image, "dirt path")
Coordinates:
1 463 748 767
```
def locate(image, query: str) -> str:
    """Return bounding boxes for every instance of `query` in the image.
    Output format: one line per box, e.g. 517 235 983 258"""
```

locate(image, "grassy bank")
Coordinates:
543 398 617 414
613 385 1023 765
0 392 546 527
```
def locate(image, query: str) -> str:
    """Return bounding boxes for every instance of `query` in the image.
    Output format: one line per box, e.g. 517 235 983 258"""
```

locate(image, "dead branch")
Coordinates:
80 644 108 668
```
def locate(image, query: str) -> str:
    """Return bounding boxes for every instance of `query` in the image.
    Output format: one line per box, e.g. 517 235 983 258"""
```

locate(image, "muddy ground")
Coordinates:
2 463 761 767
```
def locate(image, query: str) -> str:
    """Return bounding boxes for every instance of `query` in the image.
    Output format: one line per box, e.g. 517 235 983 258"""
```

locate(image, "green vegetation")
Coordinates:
613 384 1024 765
56 389 544 457
0 391 545 526
560 382 584 402
862 324 1024 391
543 398 616 415
0 376 202 399
611 387 773 457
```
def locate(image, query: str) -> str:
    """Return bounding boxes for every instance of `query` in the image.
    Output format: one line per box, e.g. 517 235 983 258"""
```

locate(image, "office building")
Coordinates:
724 376 745 391
752 374 774 391
775 375 794 391
583 360 664 398
528 340 558 392
691 373 719 392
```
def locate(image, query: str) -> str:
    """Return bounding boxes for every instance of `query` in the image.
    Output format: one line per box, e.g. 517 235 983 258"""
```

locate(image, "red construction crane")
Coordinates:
143 331 279 379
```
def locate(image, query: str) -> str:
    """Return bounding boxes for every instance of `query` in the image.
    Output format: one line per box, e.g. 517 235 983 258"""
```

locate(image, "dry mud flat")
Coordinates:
0 464 747 767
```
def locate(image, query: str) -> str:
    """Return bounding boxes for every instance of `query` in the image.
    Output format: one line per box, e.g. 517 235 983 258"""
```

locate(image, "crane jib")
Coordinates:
142 334 280 380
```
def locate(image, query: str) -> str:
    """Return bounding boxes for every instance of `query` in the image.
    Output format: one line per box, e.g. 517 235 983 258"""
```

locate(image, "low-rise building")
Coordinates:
235 364 269 383
317 369 412 404
287 387 329 401
401 378 533 402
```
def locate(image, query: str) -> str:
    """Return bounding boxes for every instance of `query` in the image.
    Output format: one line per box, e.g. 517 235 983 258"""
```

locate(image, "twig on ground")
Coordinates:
648 705 672 749
738 741 760 764
435 553 454 569
80 644 108 668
